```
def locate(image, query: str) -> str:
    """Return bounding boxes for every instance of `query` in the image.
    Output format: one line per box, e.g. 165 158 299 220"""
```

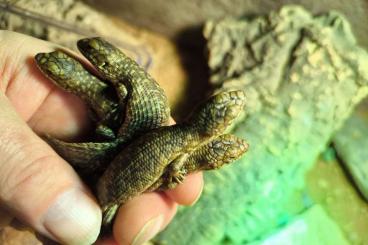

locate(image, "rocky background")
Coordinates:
85 0 368 49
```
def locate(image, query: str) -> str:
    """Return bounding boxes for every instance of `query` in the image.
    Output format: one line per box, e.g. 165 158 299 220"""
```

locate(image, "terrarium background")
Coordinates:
1 0 368 244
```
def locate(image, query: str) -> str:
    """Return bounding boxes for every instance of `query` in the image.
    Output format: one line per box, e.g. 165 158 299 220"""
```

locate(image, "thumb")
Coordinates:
0 93 101 244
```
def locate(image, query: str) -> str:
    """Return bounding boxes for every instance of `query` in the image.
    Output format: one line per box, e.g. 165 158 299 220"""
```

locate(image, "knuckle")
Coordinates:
0 153 57 203
0 128 55 202
0 30 11 43
0 31 28 92
0 126 30 163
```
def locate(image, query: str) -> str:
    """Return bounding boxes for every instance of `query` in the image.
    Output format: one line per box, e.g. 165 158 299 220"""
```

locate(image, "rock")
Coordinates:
85 0 368 49
156 6 368 244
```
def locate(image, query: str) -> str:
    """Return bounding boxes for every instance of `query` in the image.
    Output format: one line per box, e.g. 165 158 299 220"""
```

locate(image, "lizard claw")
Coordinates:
172 169 187 184
166 171 186 189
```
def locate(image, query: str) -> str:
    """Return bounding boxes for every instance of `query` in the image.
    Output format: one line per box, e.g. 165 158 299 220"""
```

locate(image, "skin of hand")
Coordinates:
0 31 203 245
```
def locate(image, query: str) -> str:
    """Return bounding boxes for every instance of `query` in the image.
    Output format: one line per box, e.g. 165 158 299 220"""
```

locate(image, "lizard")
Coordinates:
35 37 170 175
35 50 121 139
34 37 249 231
76 37 170 139
98 90 248 227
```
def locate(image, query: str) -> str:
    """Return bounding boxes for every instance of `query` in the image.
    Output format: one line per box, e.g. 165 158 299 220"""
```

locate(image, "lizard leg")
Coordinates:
101 203 119 232
148 153 190 191
163 154 190 189
153 134 248 191
94 105 123 140
116 83 128 104
95 124 116 140
170 154 189 183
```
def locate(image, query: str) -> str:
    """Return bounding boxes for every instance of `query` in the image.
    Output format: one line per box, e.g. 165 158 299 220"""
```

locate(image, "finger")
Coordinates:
164 172 204 206
95 237 119 245
28 88 91 140
0 93 101 244
112 192 177 245
0 30 90 139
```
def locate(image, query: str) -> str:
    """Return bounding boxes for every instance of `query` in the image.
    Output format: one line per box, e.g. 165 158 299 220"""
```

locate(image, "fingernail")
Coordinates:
43 189 102 245
190 179 204 206
132 215 164 245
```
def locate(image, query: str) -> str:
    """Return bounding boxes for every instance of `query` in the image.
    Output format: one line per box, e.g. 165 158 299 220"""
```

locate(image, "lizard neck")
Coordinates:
172 124 212 150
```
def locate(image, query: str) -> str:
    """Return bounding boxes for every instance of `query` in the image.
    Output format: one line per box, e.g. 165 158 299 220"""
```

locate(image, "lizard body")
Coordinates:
34 38 248 232
77 37 170 140
98 90 247 227
35 51 119 128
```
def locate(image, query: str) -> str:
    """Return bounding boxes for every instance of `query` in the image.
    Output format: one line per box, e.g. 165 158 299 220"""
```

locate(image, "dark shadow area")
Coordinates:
332 142 367 201
171 25 212 121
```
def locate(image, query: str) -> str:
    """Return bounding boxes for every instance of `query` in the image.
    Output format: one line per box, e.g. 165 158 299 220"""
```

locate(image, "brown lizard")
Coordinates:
34 37 248 231
35 37 170 175
98 90 248 227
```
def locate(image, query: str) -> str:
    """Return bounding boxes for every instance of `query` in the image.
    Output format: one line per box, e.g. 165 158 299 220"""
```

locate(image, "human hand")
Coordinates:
0 31 203 245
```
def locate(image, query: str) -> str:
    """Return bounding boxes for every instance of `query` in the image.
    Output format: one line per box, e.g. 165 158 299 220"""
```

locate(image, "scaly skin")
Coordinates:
77 37 170 141
149 134 249 191
98 91 248 227
35 51 119 126
35 38 171 171
34 38 249 233
35 50 123 171
45 136 121 176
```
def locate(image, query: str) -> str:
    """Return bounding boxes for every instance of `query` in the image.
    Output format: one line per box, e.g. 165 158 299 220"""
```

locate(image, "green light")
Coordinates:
247 205 349 245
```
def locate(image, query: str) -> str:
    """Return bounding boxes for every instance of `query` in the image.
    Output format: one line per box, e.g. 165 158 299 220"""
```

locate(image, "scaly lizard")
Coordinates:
35 37 248 230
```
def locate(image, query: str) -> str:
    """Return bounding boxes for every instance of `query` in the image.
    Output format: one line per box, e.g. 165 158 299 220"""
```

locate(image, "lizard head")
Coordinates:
202 134 248 170
77 37 123 81
35 51 82 87
188 90 246 136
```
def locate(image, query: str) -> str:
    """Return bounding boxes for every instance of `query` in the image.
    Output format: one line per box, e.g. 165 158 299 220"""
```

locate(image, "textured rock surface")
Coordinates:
0 0 188 112
85 0 368 49
156 6 368 244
